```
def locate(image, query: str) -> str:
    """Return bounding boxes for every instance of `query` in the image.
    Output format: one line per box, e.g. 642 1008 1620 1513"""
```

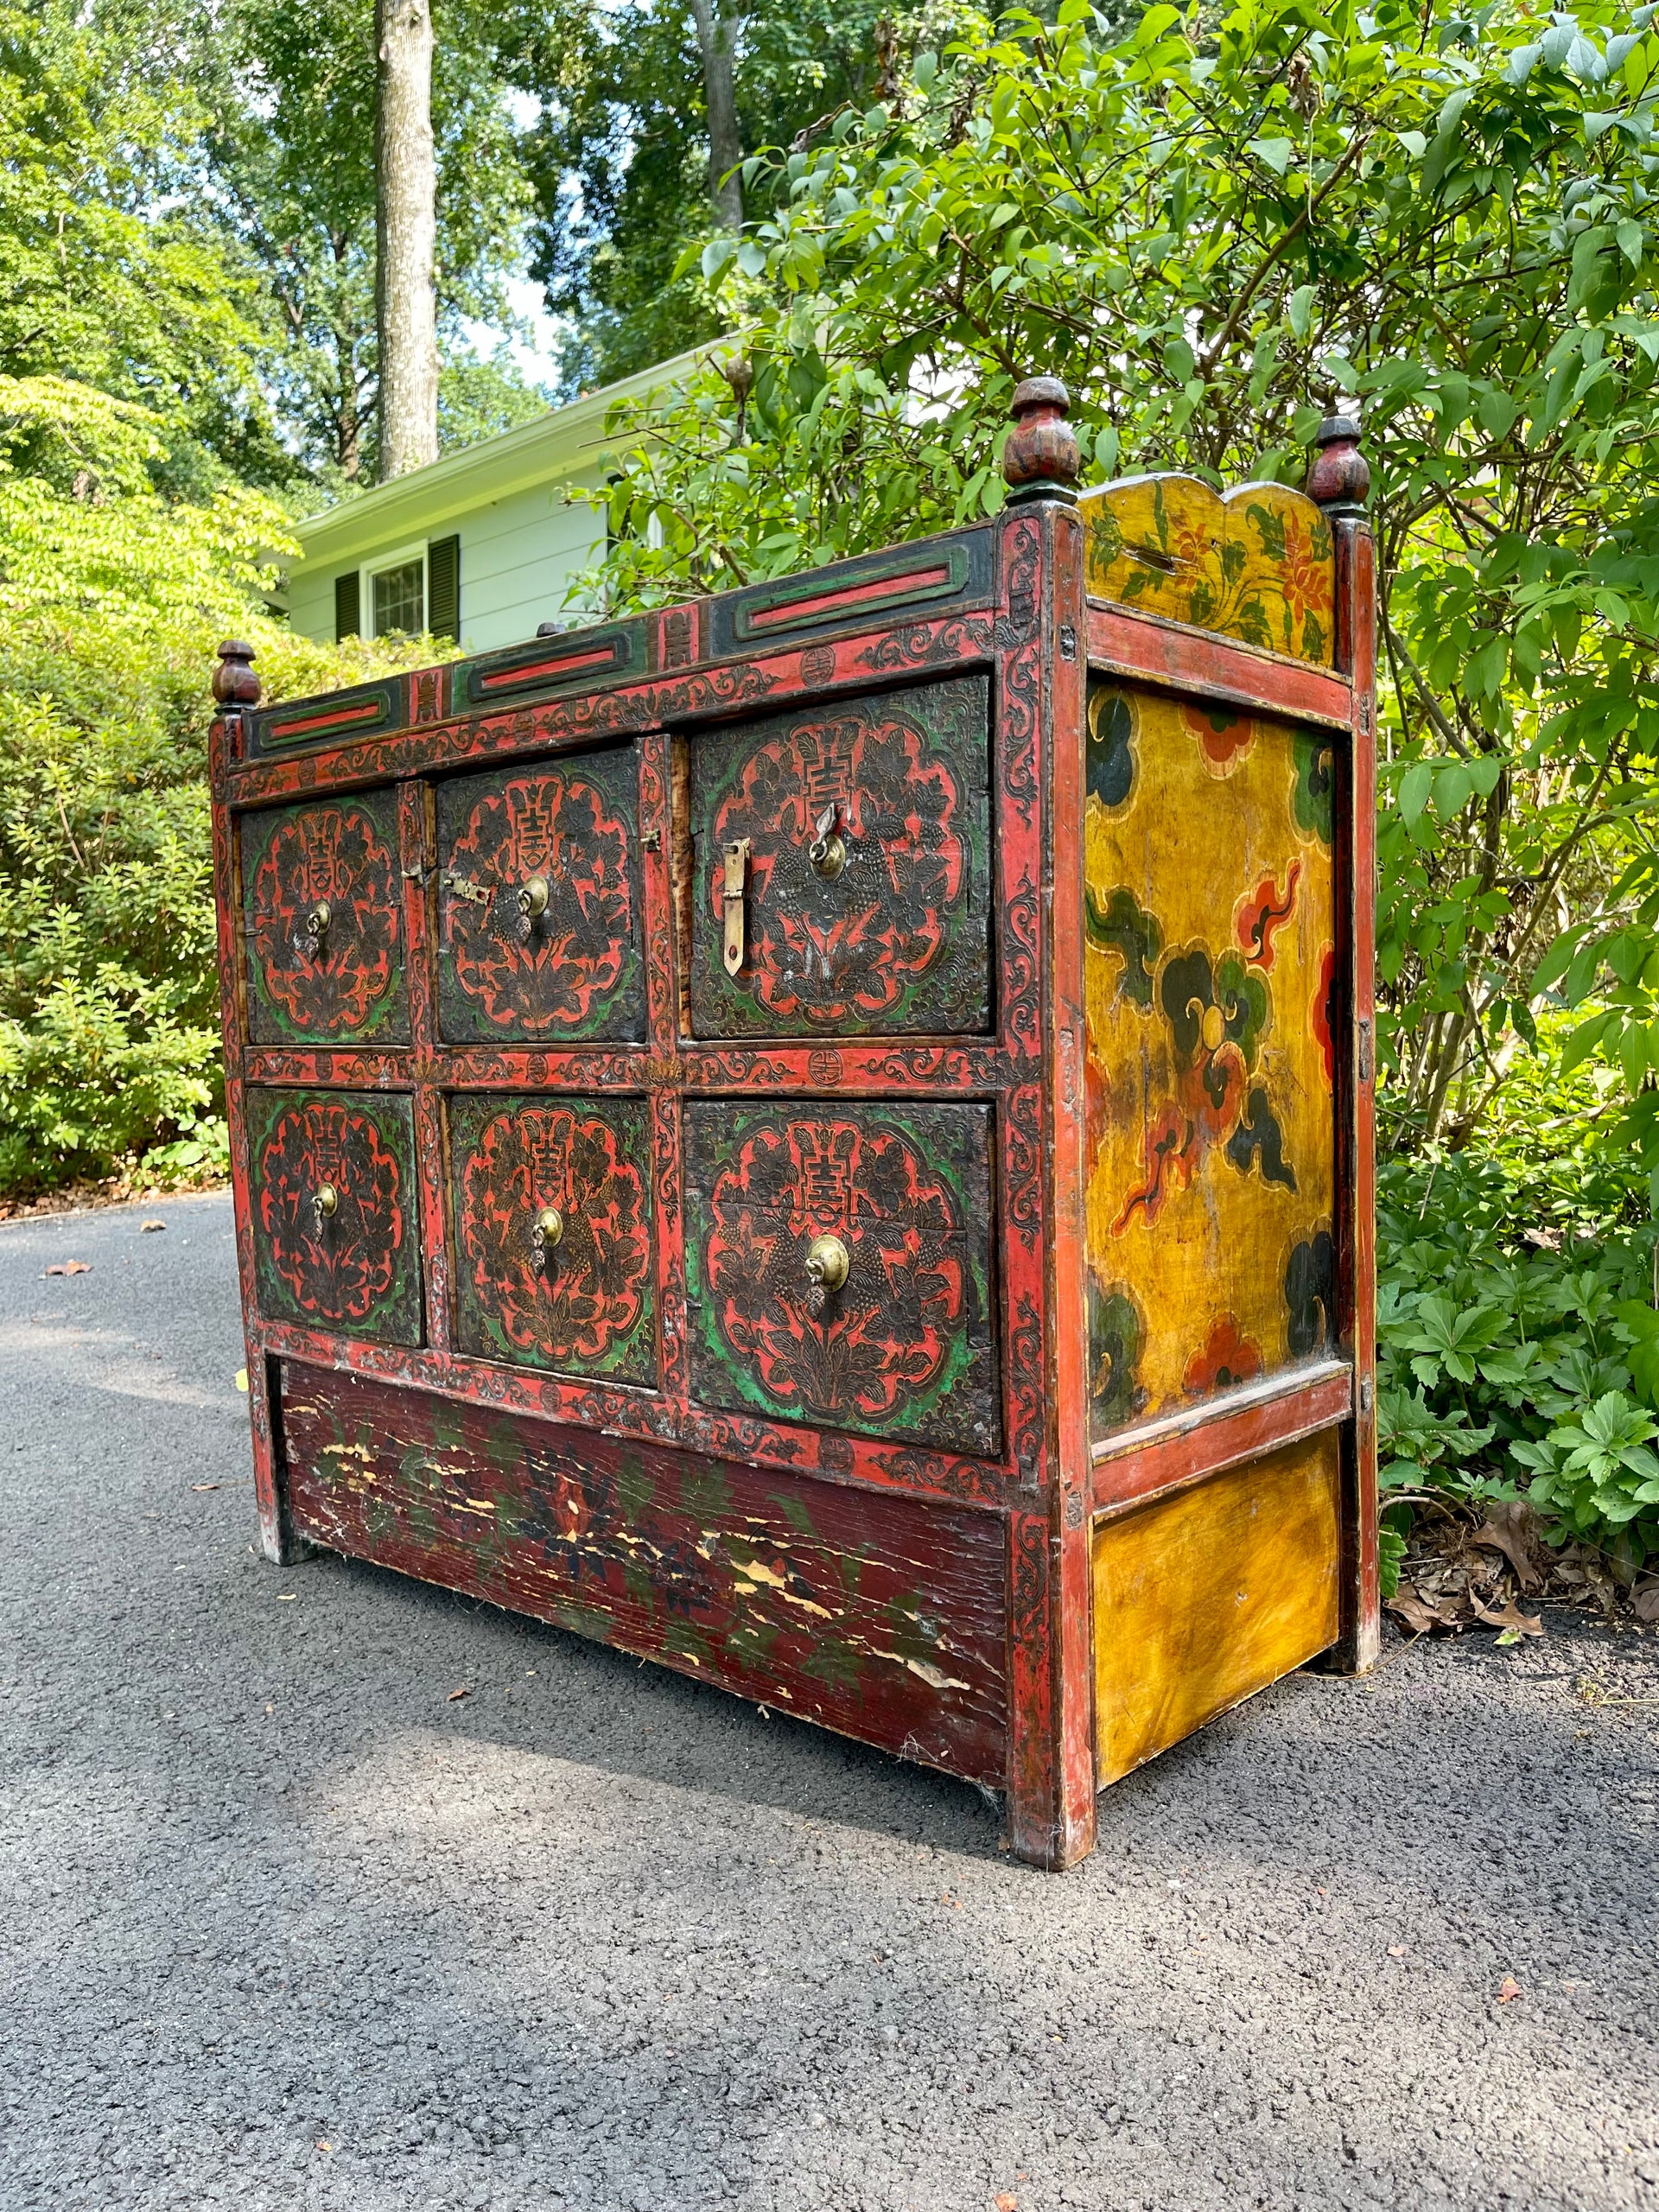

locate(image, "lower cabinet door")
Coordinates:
247 1088 423 1344
449 1094 656 1385
683 1099 999 1453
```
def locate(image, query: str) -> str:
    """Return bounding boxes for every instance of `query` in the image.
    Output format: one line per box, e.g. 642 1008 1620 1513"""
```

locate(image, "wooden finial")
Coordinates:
1002 376 1079 507
213 639 260 708
1306 414 1370 514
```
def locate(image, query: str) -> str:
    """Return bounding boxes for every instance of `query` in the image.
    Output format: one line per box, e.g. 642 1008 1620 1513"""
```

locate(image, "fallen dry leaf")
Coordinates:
995 2196 1019 2212
1388 1944 1406 1958
447 1685 471 1702
43 1261 90 1276
140 1219 166 1233
1469 1592 1544 1638
1633 1582 1659 1625
190 1483 219 1493
234 1368 248 1393
1468 1502 1543 1593
1497 1976 1522 2004
1386 1584 1458 1635
276 1593 296 1603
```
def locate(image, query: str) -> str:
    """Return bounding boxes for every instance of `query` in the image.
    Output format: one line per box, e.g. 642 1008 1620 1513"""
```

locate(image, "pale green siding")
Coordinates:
279 350 702 658
448 467 607 653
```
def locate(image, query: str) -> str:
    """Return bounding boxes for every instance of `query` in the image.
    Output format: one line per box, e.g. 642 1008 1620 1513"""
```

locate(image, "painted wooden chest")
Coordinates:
209 379 1378 1868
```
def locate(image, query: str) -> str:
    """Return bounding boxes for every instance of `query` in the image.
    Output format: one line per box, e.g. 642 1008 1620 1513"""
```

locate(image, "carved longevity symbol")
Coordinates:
699 1114 976 1431
696 677 990 1035
246 802 402 1039
457 1103 652 1374
442 766 639 1036
257 1097 406 1323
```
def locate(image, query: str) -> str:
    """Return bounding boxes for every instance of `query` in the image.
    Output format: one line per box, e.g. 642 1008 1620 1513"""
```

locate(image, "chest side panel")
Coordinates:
683 1099 999 1455
449 1092 656 1386
247 1087 423 1345
687 674 993 1038
1083 677 1338 1442
239 791 409 1046
280 1366 1009 1783
435 745 645 1044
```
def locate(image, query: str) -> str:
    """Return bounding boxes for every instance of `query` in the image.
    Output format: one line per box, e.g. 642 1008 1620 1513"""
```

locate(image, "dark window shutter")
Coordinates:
428 534 460 643
334 569 360 641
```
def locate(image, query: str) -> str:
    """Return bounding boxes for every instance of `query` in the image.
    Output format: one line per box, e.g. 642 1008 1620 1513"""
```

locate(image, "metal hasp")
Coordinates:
721 837 749 975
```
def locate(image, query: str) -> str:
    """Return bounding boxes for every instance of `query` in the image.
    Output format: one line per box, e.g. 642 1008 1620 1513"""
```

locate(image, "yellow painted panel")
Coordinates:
1079 474 1336 665
1093 1433 1341 1785
1084 682 1337 1440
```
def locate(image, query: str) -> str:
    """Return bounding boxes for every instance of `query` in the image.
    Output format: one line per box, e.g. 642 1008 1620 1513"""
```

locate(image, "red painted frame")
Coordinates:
211 493 1377 1867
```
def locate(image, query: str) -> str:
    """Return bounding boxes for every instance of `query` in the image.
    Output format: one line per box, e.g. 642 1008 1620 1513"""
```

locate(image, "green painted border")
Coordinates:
448 1093 657 1384
239 792 410 1046
683 1099 999 1452
247 1086 423 1344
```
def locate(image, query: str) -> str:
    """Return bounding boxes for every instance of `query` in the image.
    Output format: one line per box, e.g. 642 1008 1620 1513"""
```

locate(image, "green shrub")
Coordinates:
1377 1033 1659 1569
0 375 448 1196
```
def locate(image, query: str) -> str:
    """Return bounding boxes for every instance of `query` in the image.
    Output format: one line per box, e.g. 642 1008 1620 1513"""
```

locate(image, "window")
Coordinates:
370 552 425 637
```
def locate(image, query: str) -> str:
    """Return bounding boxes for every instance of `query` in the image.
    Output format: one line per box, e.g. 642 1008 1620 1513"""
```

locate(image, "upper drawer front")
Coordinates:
435 747 645 1044
688 675 993 1038
683 1100 999 1454
449 1093 656 1385
247 1088 423 1344
240 791 409 1046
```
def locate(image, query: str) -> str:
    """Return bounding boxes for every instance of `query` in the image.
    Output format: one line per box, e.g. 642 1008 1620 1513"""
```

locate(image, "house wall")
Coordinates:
283 466 611 658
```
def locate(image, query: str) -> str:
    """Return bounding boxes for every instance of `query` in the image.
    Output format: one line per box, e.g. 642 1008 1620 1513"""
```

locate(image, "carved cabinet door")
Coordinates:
683 1100 999 1452
688 675 993 1037
435 748 645 1044
247 1088 423 1344
239 791 409 1045
449 1094 656 1385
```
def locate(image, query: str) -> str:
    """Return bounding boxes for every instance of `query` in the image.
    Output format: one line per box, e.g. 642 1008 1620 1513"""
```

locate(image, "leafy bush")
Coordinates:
1377 1038 1659 1571
0 375 444 1196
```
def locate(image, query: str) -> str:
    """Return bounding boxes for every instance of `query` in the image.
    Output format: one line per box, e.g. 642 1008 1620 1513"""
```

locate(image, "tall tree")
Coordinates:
520 0 932 392
374 0 440 478
689 0 743 230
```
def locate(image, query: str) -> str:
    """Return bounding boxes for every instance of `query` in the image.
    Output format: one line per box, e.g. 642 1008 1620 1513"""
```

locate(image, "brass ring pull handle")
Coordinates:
310 1181 339 1236
515 876 550 943
807 803 847 881
294 899 331 961
531 1206 564 1271
804 1231 850 1317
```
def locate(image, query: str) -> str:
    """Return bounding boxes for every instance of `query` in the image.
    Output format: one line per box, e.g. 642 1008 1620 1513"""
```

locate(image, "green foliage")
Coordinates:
0 2 282 485
1376 1110 1659 1567
521 0 946 391
578 0 1659 1184
0 374 445 1194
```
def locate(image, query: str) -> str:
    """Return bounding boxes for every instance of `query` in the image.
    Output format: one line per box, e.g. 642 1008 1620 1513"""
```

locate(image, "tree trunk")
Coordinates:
375 0 439 481
689 0 742 231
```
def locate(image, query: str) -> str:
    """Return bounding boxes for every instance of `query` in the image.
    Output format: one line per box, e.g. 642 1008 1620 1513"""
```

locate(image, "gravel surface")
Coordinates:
2 1191 1656 2212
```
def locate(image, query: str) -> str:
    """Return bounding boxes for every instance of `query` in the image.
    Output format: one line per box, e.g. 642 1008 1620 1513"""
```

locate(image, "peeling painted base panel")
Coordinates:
280 1363 1009 1783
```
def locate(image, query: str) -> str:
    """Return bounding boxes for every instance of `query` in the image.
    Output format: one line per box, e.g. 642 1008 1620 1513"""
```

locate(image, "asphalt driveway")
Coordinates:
1 1192 1655 2212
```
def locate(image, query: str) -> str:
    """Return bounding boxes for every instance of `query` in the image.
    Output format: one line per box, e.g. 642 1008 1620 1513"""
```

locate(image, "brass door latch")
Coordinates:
721 838 750 976
515 875 550 944
441 872 492 908
531 1206 563 1271
804 1231 849 1318
310 1182 339 1237
293 900 330 961
807 803 846 880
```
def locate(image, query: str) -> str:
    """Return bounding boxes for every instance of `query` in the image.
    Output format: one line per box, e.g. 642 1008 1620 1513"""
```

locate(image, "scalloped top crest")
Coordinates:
1078 475 1336 667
